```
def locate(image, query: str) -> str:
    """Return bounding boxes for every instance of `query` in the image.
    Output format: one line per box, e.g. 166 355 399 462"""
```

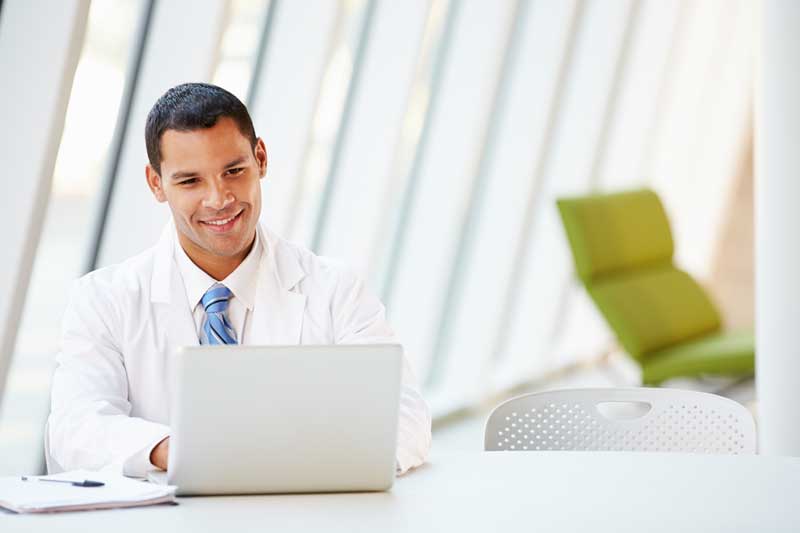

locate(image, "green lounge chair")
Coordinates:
556 189 754 385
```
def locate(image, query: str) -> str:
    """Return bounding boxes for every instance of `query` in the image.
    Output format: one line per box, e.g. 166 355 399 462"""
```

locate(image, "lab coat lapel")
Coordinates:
249 225 307 345
150 222 199 355
149 222 198 420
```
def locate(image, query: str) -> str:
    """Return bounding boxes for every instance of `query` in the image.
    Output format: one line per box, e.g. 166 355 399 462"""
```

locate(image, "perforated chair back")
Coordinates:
484 388 756 454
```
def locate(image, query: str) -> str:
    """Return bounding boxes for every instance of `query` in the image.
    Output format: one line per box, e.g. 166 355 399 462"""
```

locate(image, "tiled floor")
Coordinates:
430 356 756 456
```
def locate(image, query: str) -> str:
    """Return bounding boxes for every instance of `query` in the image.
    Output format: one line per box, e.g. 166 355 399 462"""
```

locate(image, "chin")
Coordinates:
203 239 245 257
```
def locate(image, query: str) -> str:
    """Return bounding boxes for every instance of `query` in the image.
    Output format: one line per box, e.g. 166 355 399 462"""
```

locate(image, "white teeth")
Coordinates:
204 213 237 226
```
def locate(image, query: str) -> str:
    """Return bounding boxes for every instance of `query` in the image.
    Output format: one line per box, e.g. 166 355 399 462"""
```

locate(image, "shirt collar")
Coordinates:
174 231 262 312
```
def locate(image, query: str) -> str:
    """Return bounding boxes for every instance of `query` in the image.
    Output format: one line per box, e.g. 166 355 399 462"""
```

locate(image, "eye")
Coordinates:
178 178 198 186
226 167 245 176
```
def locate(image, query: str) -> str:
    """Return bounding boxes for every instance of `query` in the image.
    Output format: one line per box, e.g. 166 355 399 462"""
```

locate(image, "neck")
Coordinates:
178 232 256 281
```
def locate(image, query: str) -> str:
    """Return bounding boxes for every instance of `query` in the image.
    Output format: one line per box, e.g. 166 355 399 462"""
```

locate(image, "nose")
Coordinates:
202 178 234 211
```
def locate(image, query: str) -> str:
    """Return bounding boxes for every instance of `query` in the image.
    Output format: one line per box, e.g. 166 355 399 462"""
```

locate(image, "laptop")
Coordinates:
148 344 402 495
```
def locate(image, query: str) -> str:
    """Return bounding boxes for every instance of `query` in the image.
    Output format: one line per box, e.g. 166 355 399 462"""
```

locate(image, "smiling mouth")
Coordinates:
199 209 244 232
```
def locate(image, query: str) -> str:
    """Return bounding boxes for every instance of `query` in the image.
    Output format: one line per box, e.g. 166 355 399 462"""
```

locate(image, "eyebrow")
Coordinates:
222 156 247 169
170 170 200 181
169 157 248 181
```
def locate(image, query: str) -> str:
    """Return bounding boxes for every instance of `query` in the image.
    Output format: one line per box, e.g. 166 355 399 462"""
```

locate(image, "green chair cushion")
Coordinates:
641 330 755 385
588 266 722 359
557 189 674 284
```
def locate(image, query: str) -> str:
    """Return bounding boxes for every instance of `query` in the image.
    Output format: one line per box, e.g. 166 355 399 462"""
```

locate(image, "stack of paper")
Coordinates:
0 470 177 513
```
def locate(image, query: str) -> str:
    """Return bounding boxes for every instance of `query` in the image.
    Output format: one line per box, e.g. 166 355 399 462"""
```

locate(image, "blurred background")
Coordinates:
0 0 755 474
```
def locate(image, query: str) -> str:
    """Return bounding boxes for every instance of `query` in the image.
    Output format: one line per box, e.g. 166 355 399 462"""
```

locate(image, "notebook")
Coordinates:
0 470 177 513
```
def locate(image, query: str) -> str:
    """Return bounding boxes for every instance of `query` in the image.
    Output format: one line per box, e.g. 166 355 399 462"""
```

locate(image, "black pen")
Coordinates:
21 476 105 487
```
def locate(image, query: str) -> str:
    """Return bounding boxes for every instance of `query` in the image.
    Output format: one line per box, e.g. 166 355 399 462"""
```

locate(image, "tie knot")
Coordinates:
201 283 233 313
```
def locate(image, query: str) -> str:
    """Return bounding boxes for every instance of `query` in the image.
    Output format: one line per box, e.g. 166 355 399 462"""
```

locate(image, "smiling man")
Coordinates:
47 83 431 477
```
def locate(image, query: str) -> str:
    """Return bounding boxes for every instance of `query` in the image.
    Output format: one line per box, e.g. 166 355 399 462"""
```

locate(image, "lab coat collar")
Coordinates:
257 223 306 292
150 222 175 304
250 224 307 345
150 221 307 303
150 220 307 345
149 221 201 365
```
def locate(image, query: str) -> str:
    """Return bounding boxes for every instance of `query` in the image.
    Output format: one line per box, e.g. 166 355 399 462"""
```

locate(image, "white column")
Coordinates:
756 0 800 456
250 0 339 239
0 0 90 402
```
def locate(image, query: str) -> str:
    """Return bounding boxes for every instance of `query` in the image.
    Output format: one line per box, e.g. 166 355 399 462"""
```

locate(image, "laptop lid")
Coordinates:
166 344 402 495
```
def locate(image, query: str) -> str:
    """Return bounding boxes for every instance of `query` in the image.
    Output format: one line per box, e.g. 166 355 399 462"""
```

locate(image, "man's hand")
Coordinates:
150 437 170 470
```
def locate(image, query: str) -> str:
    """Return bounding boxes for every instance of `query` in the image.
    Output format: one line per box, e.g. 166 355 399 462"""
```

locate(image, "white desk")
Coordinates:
6 451 799 532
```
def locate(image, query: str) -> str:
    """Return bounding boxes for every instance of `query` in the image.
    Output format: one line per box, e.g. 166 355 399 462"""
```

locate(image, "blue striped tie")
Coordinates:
200 283 237 345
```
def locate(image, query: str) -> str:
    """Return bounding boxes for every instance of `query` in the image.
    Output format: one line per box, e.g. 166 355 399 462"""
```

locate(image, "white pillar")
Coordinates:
756 0 800 456
0 0 89 402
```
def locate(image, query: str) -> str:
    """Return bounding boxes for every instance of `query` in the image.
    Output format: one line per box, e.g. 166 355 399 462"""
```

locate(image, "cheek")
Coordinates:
165 189 203 221
249 185 262 218
238 179 261 208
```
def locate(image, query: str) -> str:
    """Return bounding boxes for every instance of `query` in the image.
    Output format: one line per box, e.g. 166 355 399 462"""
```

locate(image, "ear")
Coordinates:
254 138 268 179
145 164 168 203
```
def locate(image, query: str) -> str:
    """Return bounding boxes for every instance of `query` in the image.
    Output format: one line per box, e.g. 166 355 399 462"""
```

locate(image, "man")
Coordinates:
47 83 431 477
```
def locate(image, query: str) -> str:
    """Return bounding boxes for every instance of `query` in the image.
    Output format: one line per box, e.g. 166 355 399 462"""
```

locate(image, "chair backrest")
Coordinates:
557 189 674 284
484 388 756 454
556 189 722 359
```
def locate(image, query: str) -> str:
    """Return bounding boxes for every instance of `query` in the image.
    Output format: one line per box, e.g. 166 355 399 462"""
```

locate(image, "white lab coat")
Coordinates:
47 222 432 476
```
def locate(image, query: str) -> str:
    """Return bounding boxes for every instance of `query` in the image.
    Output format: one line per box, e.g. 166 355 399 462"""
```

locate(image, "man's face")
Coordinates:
146 117 267 263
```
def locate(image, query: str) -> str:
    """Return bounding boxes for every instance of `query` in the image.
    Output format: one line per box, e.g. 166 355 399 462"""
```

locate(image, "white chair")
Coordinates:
484 388 756 454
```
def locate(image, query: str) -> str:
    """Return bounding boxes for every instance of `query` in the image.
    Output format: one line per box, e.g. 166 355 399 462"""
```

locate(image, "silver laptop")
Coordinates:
150 344 402 495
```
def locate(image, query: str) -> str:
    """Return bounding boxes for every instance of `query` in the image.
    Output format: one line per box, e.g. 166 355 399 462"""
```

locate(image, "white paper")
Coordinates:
0 470 177 513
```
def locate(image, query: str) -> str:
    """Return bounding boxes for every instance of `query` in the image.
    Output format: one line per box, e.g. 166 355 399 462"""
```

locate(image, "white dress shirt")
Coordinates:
174 231 262 343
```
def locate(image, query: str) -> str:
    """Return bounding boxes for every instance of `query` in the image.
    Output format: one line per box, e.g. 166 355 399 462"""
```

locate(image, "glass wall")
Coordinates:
0 0 144 474
212 0 271 102
0 0 755 472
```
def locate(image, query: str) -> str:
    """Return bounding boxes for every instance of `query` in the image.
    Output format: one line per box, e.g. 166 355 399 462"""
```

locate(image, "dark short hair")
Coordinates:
145 82 257 174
